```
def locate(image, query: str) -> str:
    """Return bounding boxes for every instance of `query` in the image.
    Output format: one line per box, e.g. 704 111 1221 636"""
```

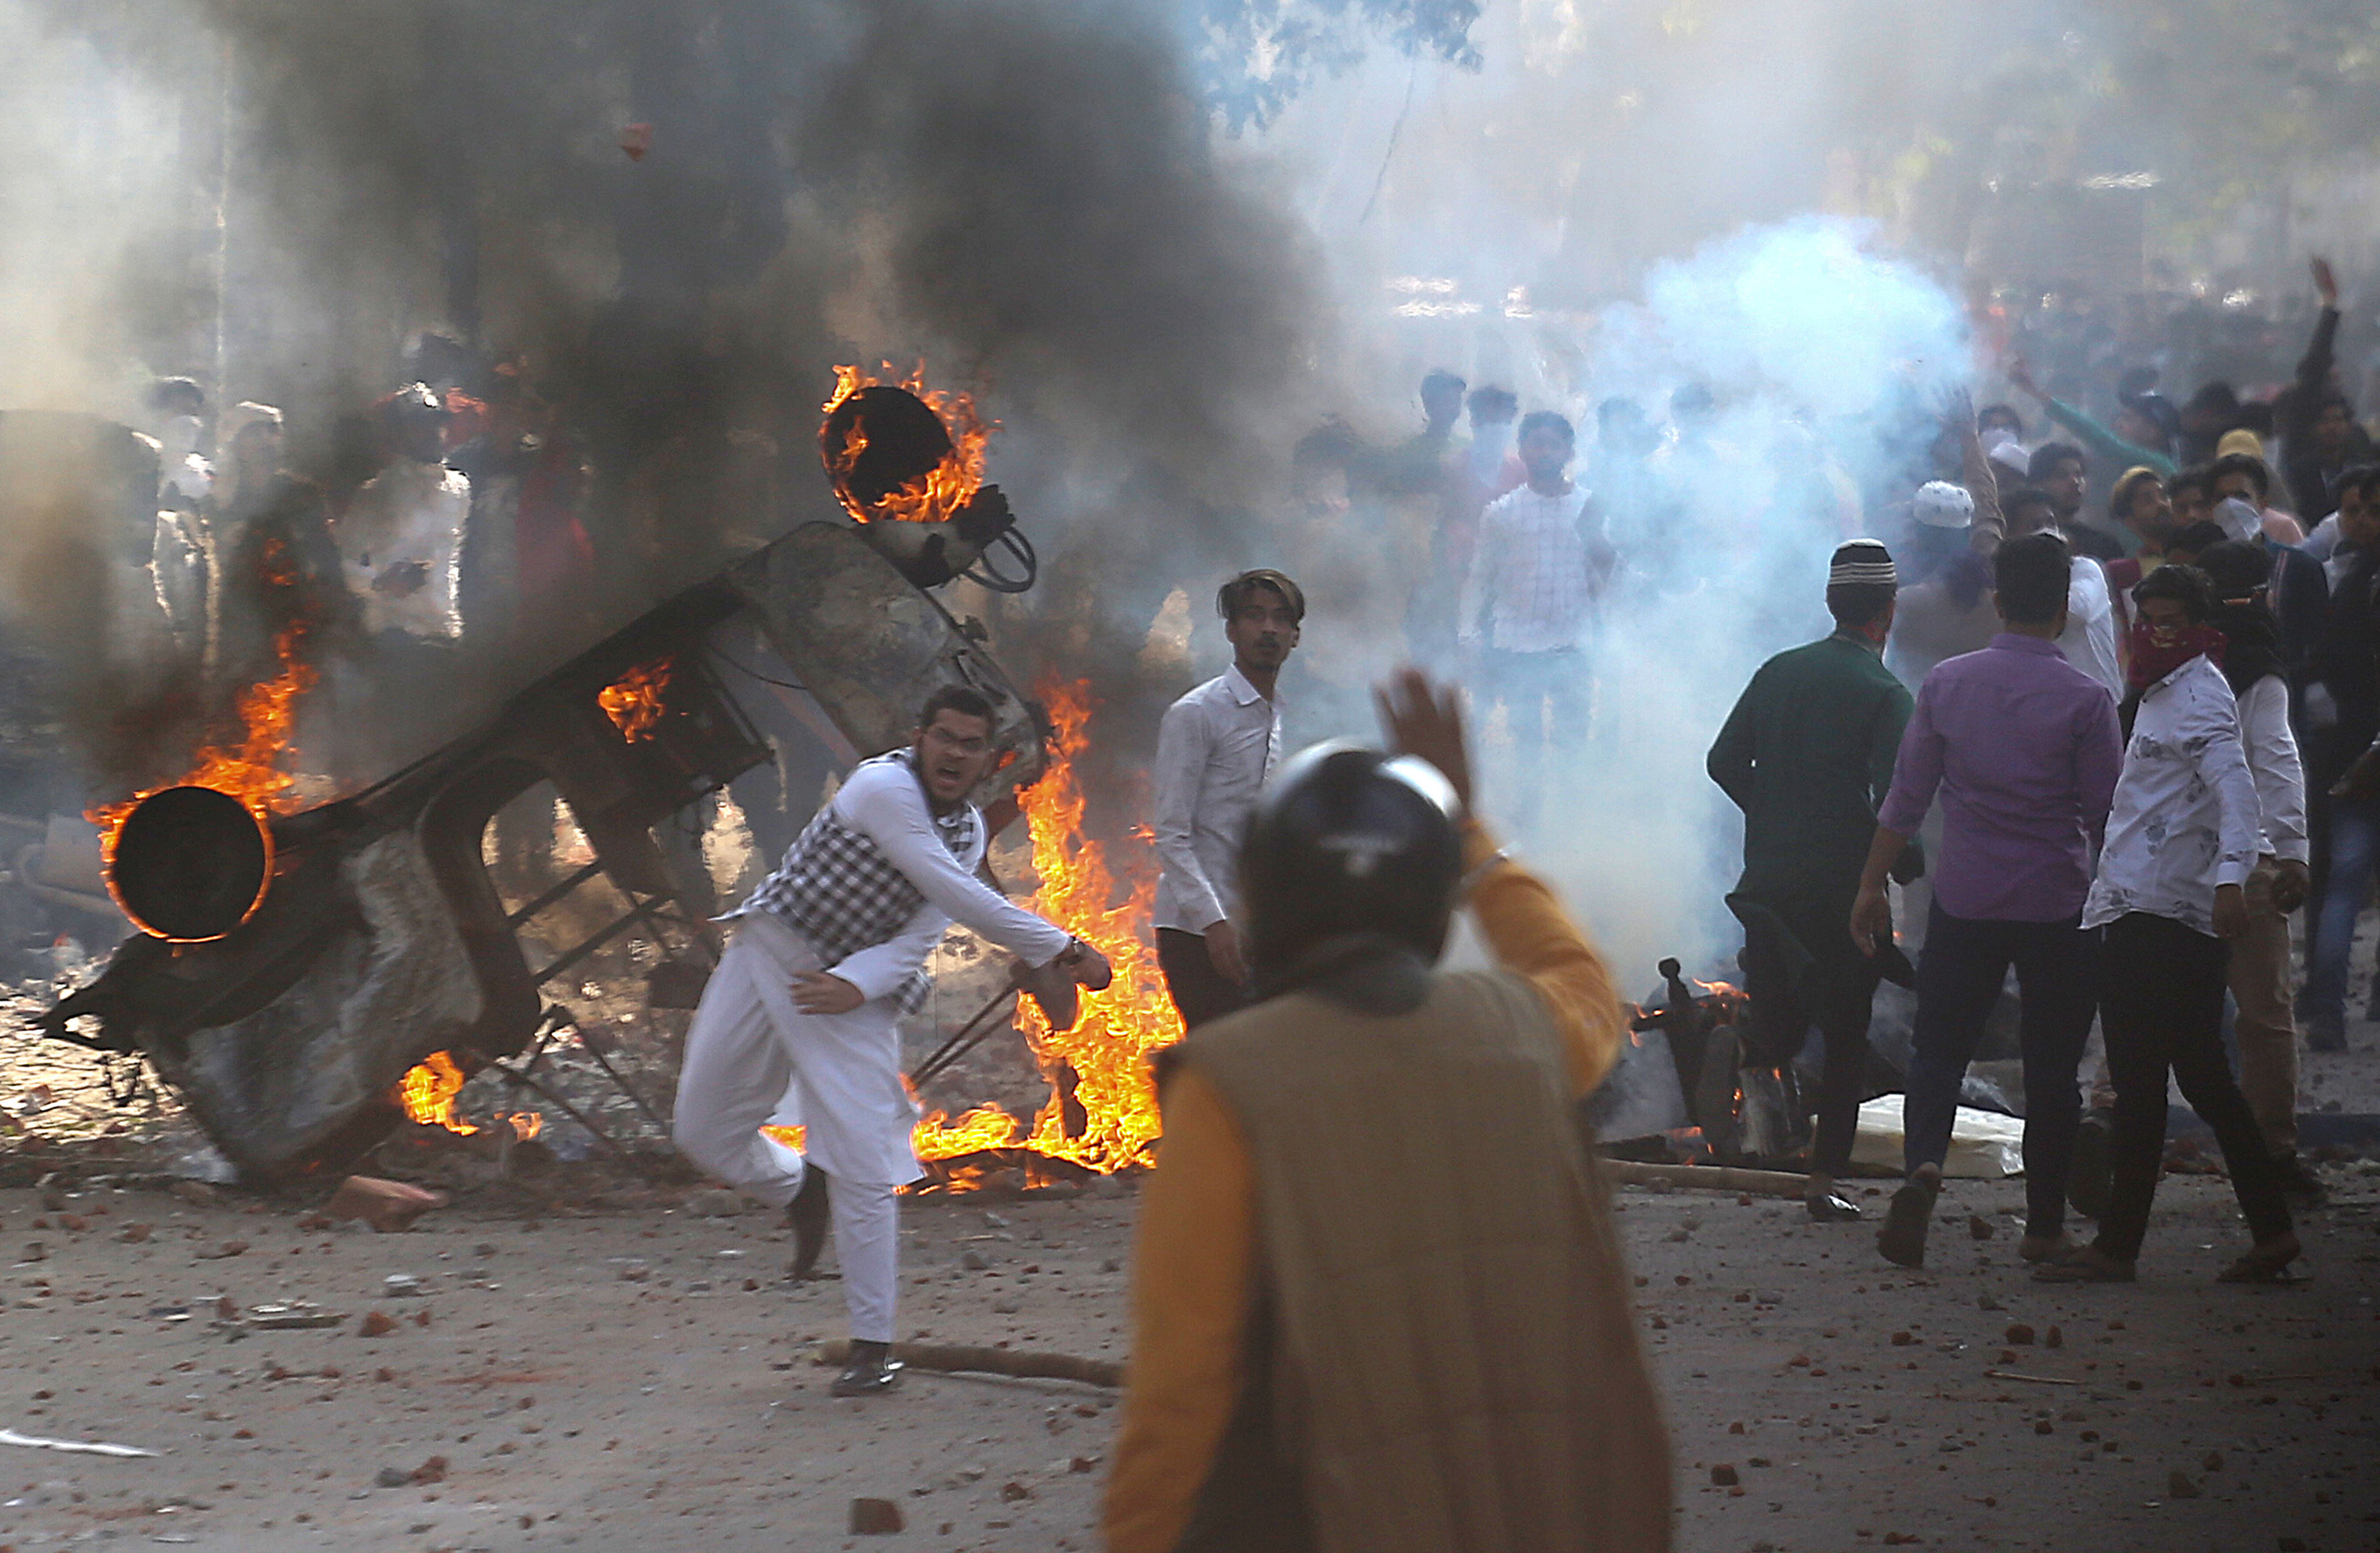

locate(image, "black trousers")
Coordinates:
1158 928 1252 1031
1737 934 1877 1175
1908 904 2097 1240
2094 912 2293 1262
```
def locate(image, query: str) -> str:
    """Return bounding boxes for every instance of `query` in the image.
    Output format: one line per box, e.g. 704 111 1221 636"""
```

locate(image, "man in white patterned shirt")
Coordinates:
1153 570 1302 1028
2041 564 2299 1285
1458 411 1609 832
673 686 1111 1395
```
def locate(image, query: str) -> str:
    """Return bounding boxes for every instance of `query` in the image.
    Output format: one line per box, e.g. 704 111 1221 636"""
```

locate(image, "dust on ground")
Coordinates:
0 1150 2372 1552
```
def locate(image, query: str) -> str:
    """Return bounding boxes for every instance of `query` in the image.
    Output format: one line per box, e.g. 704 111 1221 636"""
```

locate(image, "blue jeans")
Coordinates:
1485 646 1588 835
2305 794 2380 1026
1903 903 2098 1239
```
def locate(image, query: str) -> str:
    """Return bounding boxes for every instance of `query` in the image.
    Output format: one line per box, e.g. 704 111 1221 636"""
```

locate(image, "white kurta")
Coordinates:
675 910 929 1191
674 753 1068 1193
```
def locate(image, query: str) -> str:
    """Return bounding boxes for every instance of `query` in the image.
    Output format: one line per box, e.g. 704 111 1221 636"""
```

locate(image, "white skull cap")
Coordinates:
1912 480 1975 529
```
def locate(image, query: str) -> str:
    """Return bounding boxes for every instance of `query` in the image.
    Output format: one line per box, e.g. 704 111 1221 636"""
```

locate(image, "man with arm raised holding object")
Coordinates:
672 686 1111 1399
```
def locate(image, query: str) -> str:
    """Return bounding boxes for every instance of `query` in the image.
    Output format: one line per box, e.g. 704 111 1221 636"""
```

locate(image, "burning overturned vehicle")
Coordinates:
21 373 1118 1186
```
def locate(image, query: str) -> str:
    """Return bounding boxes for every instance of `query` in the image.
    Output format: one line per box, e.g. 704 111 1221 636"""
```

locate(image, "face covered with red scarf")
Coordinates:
2127 595 2226 691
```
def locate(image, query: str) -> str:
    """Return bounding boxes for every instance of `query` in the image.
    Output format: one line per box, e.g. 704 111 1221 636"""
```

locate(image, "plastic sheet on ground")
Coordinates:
1850 1094 2025 1178
0 1427 158 1457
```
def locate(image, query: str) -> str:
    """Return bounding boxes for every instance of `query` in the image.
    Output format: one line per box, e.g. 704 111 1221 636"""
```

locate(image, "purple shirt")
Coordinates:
1877 633 2123 923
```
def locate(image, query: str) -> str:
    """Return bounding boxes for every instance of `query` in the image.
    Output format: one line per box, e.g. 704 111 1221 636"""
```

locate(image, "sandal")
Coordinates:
1805 1193 1864 1223
2217 1232 2306 1285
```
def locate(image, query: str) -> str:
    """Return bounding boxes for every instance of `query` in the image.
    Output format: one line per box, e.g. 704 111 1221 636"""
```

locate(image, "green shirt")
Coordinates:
2044 395 2176 481
1708 631 1914 922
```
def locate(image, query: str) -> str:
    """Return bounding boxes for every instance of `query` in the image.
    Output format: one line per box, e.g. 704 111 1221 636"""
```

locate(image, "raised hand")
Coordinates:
1375 667 1474 816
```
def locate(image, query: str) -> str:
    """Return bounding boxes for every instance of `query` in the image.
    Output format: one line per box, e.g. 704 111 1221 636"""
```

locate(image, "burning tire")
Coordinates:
105 785 272 942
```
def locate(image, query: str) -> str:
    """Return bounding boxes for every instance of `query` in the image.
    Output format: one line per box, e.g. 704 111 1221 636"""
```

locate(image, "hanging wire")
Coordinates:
708 644 809 692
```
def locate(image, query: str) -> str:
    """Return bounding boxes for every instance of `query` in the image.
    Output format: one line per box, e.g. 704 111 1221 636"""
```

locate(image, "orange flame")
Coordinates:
506 1111 543 1141
88 618 318 869
599 656 672 741
399 1052 477 1135
911 678 1181 1174
822 361 991 525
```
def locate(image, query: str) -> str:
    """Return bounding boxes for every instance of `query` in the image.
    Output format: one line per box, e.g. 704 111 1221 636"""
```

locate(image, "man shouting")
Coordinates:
674 686 1110 1397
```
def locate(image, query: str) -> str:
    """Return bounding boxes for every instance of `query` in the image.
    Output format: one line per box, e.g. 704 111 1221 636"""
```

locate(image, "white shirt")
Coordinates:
1153 665 1282 933
2083 654 2264 936
1459 485 1596 654
2305 513 2340 564
2056 554 2123 699
799 755 1071 996
2235 674 2309 865
338 458 470 638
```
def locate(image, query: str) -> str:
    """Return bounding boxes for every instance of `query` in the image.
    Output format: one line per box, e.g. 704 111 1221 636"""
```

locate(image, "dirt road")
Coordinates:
0 1164 2373 1552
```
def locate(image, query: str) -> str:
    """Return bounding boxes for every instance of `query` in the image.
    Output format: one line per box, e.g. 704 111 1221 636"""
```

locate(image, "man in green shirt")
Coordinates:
1709 538 1916 1220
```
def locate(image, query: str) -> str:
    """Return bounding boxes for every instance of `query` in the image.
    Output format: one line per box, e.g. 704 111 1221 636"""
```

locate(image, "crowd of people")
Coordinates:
74 256 2375 1543
129 347 598 784
1698 257 2380 1292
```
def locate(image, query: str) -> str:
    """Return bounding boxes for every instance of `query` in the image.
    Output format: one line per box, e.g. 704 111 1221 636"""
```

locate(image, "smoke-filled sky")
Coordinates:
6 0 2380 977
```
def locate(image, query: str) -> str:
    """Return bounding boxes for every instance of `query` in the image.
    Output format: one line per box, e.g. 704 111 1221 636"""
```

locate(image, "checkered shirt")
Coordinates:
743 753 979 1013
1467 485 1595 654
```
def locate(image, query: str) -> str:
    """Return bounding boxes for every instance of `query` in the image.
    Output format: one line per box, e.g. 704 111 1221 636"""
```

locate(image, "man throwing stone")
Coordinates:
674 686 1110 1396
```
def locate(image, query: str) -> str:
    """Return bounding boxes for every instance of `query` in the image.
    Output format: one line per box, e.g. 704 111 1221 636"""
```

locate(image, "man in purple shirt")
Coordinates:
1850 533 2124 1268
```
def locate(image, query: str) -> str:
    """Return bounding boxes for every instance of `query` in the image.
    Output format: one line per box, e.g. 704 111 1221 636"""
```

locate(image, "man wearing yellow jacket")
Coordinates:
1105 668 1671 1553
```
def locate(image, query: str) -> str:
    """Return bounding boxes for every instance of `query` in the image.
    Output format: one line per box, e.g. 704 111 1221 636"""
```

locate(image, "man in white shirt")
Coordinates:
2041 564 2300 1285
1153 569 1301 1027
1458 410 1608 832
672 687 1112 1395
337 384 470 642
2199 542 2325 1204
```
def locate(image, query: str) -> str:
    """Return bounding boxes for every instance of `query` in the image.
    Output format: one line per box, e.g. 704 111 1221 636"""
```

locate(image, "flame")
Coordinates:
761 1124 806 1152
88 617 318 871
599 656 672 742
399 1052 477 1135
507 1112 543 1142
911 678 1181 1174
822 361 991 524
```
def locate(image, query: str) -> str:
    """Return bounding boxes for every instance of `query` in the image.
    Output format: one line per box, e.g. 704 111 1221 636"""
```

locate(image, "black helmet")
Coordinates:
1241 741 1463 999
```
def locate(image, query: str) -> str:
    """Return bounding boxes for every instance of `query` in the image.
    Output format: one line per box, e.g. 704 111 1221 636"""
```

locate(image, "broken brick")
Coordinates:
849 1498 903 1535
323 1177 448 1233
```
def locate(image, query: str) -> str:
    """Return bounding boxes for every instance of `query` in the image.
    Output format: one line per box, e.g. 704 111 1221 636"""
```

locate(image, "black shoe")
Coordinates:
787 1166 831 1281
831 1339 904 1398
1805 1192 1864 1223
2273 1151 2329 1208
2068 1114 2112 1221
1877 1178 1937 1267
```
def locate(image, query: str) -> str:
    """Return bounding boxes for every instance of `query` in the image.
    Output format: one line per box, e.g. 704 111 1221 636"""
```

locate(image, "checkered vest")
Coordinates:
743 753 979 1010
